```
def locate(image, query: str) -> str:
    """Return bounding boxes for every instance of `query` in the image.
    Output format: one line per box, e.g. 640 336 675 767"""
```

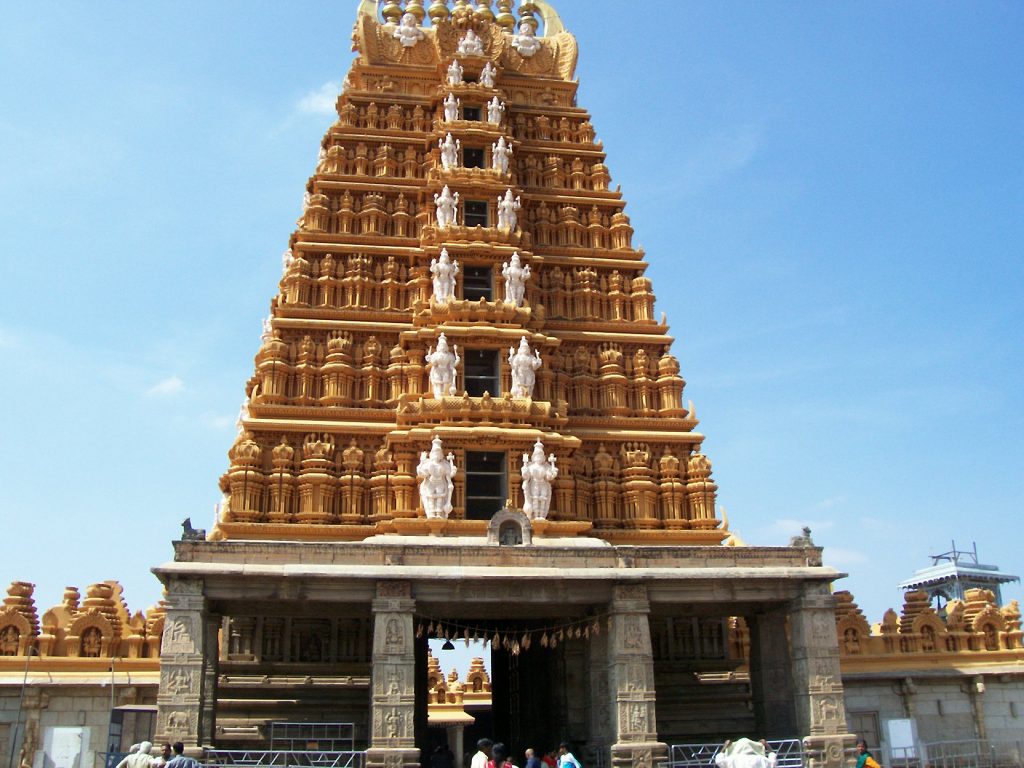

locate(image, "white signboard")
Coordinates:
43 727 89 768
885 718 920 761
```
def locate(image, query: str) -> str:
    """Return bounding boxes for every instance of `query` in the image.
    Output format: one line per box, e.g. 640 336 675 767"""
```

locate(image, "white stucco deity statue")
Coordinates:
511 22 541 58
393 13 425 48
480 61 497 88
487 96 505 125
417 436 457 520
492 136 512 174
425 333 460 397
430 248 459 305
497 189 521 231
434 185 460 228
508 337 542 398
447 59 464 86
439 132 461 171
261 315 273 342
443 92 460 122
458 28 485 56
236 397 250 434
501 251 531 307
521 440 558 520
281 248 294 274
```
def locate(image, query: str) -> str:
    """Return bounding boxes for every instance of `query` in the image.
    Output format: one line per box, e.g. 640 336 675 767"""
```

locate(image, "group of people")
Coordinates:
442 739 580 768
115 742 201 768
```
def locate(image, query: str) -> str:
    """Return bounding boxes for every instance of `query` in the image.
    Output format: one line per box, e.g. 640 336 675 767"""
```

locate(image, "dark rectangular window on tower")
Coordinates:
463 348 498 396
464 451 507 520
463 146 485 169
464 200 489 227
462 105 482 122
462 266 493 301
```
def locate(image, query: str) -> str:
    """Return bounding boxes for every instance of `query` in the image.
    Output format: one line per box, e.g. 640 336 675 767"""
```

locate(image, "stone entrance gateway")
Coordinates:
154 538 854 768
152 1 857 765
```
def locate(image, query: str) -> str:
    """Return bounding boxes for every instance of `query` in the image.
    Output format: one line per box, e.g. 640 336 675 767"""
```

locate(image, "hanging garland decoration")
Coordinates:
415 612 614 656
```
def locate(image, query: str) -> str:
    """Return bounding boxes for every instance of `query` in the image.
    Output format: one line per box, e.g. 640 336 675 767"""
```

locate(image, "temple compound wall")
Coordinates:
2 579 1023 768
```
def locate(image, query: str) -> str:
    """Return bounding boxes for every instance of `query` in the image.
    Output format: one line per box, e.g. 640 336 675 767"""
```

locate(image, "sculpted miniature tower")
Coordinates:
155 4 855 768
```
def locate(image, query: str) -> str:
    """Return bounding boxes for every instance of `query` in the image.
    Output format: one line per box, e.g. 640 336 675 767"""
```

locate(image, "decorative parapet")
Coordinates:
0 580 164 663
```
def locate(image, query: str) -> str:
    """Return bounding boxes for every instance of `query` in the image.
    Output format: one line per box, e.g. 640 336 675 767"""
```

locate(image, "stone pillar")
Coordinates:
155 576 218 754
586 620 613 755
748 609 796 737
447 725 464 768
788 585 857 768
366 581 419 768
607 584 666 768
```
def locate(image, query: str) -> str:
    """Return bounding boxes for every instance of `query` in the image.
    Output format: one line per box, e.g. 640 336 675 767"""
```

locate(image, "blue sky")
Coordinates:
1 3 1022 642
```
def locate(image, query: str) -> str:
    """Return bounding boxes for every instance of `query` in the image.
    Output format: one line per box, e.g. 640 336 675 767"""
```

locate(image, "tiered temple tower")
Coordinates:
215 0 720 545
153 4 856 768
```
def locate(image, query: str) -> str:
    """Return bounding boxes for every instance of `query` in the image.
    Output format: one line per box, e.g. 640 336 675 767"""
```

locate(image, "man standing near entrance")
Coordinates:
472 739 494 768
524 748 542 768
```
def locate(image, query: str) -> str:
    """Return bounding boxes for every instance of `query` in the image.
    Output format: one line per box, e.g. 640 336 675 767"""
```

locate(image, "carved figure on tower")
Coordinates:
508 337 542 398
447 59 464 86
487 97 505 125
236 397 250 434
458 28 485 56
434 185 460 228
492 136 512 174
430 248 459 305
439 132 461 170
393 12 425 48
481 61 497 88
521 440 558 520
497 189 521 231
501 251 530 307
512 21 541 58
425 333 460 397
443 93 460 122
417 436 457 519
281 248 294 275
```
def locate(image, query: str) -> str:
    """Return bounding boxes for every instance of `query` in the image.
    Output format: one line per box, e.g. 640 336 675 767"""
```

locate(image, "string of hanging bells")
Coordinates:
415 613 613 656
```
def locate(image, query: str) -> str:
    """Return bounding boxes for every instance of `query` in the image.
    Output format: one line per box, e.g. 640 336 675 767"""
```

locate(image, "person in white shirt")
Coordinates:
557 742 581 768
714 739 777 768
471 739 493 768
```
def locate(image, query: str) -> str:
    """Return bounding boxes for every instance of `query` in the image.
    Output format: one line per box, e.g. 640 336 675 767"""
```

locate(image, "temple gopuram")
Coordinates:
2 4 1022 768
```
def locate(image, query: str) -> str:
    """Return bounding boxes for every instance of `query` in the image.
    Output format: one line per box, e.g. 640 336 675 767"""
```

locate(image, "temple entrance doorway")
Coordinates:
417 611 603 765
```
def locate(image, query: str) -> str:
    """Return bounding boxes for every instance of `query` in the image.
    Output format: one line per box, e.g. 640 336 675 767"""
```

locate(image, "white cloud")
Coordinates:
773 517 836 534
200 412 232 430
146 376 185 397
823 547 869 568
677 122 764 194
296 82 340 116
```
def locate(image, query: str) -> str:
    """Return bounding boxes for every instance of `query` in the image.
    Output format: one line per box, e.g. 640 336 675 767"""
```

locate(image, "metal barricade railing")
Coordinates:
905 740 1024 768
668 739 804 768
204 751 365 768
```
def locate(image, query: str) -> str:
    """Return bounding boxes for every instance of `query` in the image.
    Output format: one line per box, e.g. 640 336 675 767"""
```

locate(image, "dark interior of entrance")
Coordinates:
417 617 596 762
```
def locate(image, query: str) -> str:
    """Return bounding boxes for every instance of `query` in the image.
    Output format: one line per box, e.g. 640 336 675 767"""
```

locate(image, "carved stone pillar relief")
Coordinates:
788 585 857 768
607 584 667 768
366 581 419 768
155 577 217 753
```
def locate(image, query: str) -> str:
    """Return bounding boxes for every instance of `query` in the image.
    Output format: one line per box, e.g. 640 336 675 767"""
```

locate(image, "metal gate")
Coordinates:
668 739 804 768
206 722 364 768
